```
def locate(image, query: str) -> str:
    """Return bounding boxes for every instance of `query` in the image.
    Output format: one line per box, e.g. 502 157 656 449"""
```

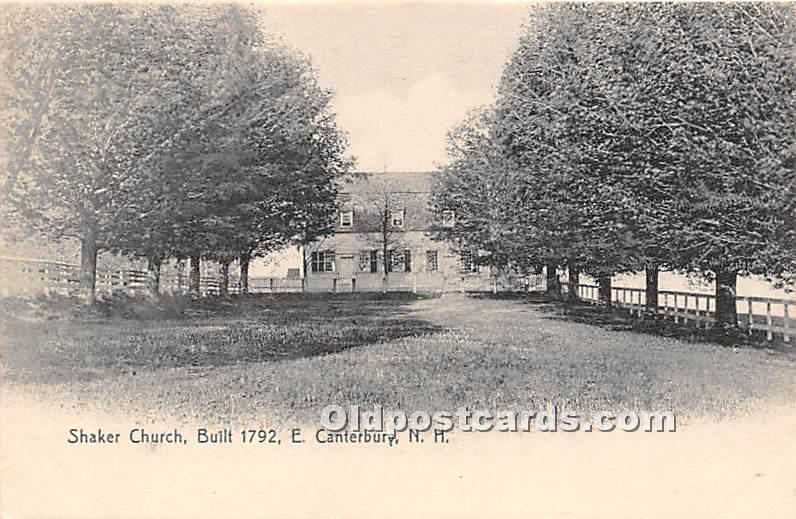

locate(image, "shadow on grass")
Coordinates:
0 293 445 384
470 292 793 353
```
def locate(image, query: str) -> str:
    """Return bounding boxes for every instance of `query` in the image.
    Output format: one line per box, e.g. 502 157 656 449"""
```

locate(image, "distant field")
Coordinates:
1 293 794 425
596 271 794 299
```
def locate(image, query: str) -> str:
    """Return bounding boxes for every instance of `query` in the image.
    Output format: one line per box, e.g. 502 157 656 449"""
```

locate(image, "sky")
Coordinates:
261 2 532 172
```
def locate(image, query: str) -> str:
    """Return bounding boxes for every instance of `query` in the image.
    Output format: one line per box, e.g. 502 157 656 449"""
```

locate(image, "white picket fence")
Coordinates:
563 282 793 344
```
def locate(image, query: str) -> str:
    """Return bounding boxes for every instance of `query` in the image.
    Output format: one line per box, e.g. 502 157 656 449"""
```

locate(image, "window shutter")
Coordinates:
370 250 378 273
404 249 411 272
359 251 370 272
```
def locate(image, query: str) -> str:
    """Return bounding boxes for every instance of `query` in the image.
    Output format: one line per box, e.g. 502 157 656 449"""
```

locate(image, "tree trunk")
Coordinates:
382 237 389 294
79 227 99 306
598 275 612 306
645 263 659 314
545 262 560 297
568 264 580 299
239 253 250 295
189 254 201 298
146 256 161 301
300 245 307 292
176 259 186 295
219 261 230 298
714 269 738 329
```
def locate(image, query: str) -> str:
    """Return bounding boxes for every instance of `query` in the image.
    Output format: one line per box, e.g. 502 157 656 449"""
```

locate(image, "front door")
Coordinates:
337 254 355 292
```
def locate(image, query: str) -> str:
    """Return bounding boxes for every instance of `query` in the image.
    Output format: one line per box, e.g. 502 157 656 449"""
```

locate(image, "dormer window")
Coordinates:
340 210 353 227
442 209 455 227
392 208 405 227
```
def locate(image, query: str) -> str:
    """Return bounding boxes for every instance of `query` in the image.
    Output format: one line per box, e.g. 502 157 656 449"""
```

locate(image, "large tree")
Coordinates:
1 4 351 302
496 3 795 327
497 4 648 303
0 5 237 304
109 6 350 299
624 3 796 328
433 108 544 289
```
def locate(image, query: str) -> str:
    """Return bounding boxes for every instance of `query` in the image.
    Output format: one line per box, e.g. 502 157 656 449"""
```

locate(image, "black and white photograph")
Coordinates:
0 1 794 517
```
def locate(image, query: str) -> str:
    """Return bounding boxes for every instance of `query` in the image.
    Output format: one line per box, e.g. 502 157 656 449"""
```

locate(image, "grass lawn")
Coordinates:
1 292 794 425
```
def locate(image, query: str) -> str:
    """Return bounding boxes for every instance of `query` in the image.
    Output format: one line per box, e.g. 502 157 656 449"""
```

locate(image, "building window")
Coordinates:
311 250 335 272
392 208 405 227
388 249 411 272
442 210 455 227
460 251 478 273
370 250 378 273
340 211 353 227
426 250 438 272
359 250 379 273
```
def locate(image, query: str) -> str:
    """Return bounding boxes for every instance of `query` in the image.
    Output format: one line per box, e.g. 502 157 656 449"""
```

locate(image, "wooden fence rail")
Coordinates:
0 257 545 298
562 281 793 344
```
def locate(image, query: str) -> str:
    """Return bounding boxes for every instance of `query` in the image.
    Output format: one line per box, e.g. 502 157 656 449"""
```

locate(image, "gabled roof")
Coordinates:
341 171 437 194
334 171 439 233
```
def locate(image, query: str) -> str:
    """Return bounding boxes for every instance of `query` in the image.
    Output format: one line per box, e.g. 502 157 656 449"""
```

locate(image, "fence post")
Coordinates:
673 294 679 324
695 296 701 328
747 299 754 335
784 303 790 344
705 297 711 329
766 301 773 341
683 295 689 325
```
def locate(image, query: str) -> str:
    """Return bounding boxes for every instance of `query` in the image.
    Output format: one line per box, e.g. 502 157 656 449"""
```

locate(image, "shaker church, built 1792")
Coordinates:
300 171 498 292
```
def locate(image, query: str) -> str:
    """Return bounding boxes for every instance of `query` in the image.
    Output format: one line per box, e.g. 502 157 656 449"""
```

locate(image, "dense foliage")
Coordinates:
434 3 795 328
1 4 350 302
